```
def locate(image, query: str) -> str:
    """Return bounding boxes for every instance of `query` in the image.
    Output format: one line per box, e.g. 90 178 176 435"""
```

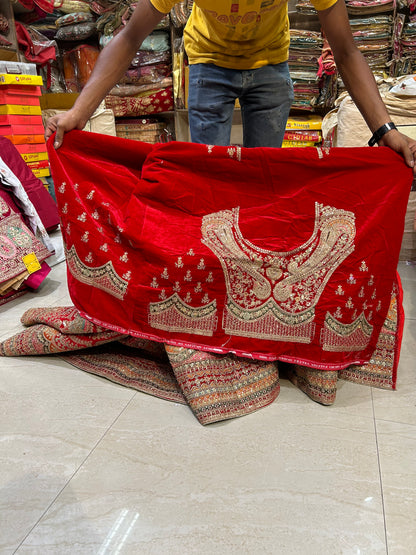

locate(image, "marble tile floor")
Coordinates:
0 260 415 555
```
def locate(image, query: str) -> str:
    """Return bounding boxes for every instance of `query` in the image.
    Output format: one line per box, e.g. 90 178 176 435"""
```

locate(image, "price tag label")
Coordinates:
22 252 41 274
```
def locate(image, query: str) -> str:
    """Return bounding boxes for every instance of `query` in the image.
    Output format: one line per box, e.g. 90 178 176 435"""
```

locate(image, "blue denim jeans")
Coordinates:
188 62 294 147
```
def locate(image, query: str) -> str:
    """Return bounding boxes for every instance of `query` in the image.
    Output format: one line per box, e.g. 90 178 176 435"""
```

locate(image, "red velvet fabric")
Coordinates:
47 131 412 370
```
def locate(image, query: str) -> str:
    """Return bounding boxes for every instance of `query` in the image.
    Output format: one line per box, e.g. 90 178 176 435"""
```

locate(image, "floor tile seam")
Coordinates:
371 388 389 555
13 391 139 553
373 416 416 428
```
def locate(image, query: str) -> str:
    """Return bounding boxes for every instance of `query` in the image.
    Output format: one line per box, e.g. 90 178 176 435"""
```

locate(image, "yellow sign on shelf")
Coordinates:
0 74 43 86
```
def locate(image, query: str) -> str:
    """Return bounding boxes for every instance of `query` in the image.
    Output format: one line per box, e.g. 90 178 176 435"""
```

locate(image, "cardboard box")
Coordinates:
32 167 50 178
20 151 49 163
0 114 43 126
0 62 37 75
39 92 79 110
0 85 41 96
0 74 43 86
0 104 42 115
3 134 45 144
14 142 47 154
0 124 45 135
0 91 42 105
285 115 323 130
282 140 317 148
26 159 50 170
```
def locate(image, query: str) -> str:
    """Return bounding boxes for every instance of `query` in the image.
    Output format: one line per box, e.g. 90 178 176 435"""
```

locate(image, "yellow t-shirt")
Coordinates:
150 0 337 69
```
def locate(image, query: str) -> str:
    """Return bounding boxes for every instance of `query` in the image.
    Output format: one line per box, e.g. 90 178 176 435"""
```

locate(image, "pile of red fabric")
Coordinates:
0 130 412 424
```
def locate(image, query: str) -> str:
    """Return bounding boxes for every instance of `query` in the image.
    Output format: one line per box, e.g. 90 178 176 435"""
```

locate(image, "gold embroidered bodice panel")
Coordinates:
201 203 356 326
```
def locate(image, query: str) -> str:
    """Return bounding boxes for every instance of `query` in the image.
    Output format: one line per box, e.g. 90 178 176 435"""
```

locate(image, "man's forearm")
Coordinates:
69 0 164 125
334 48 391 134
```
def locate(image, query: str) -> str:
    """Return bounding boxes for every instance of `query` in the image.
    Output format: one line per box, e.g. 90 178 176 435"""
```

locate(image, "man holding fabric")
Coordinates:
46 0 416 170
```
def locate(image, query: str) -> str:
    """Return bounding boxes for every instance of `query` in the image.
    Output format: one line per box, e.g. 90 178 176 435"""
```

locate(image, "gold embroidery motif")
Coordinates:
321 311 373 351
66 244 128 300
227 146 242 161
345 297 354 309
148 293 217 336
224 298 316 343
202 203 356 342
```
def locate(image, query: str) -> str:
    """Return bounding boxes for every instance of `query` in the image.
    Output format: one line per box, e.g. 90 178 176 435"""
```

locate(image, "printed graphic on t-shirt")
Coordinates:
201 0 285 40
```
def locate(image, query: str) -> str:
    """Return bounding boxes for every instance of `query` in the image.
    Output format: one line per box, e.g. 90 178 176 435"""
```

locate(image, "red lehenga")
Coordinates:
0 131 412 424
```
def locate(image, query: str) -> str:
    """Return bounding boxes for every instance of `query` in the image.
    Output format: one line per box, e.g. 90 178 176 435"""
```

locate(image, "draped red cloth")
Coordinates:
47 131 412 372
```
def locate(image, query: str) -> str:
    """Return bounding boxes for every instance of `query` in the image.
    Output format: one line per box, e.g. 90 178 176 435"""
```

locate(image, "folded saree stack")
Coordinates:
288 29 323 111
349 15 393 75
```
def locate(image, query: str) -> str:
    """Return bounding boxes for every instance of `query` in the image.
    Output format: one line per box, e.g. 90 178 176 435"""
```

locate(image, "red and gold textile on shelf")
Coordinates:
47 130 412 374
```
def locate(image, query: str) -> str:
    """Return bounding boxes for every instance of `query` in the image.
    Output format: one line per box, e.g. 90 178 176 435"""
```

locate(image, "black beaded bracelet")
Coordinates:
368 122 397 146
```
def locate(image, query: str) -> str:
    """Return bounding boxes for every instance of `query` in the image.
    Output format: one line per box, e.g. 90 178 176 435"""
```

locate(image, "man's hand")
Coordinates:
379 130 416 175
45 109 88 149
44 1 164 149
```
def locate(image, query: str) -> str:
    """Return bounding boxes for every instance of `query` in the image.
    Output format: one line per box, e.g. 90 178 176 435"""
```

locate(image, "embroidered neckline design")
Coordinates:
201 203 356 343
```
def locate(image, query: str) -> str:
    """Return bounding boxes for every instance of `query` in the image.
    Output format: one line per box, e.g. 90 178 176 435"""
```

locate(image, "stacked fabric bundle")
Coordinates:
0 136 56 305
103 13 173 117
0 8 13 49
11 0 96 93
345 0 395 16
295 0 317 15
348 15 393 75
288 29 323 111
400 16 416 74
115 118 173 143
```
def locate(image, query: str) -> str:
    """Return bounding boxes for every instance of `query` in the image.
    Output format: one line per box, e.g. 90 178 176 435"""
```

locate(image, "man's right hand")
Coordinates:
44 0 165 149
45 109 88 149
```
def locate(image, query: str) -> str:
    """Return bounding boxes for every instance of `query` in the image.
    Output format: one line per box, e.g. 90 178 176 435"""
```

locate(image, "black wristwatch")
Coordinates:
368 122 397 146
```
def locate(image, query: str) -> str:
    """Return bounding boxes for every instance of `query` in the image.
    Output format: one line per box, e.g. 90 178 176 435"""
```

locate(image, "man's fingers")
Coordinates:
53 121 66 149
